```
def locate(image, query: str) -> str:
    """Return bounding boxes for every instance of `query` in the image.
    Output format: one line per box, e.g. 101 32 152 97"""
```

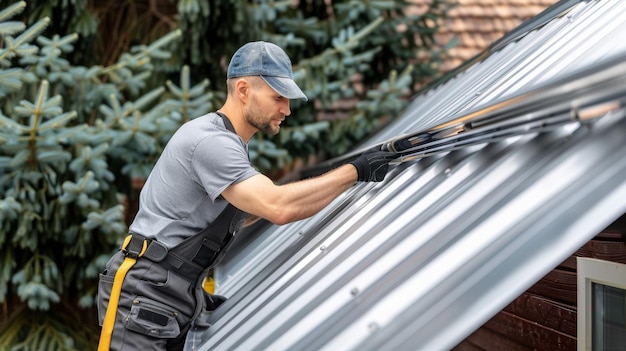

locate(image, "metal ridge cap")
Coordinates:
380 52 626 154
301 51 626 177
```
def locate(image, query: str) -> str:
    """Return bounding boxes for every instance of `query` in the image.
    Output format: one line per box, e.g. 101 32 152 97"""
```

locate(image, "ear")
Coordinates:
235 78 250 102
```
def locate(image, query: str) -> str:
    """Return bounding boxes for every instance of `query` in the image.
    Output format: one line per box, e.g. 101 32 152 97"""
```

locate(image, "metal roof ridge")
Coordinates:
304 50 626 177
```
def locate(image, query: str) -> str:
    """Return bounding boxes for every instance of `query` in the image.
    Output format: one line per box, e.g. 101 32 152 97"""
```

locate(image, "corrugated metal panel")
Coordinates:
185 1 626 350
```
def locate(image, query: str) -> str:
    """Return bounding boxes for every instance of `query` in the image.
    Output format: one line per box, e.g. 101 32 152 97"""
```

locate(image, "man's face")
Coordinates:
244 78 291 136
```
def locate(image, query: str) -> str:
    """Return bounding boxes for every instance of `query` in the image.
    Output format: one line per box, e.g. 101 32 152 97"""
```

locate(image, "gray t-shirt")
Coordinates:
129 112 260 248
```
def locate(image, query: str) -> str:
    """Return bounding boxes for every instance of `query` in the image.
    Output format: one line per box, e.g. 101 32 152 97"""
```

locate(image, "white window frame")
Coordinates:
577 257 626 351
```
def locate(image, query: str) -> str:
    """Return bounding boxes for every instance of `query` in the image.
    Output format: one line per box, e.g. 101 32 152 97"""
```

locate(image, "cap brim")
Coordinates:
261 76 308 101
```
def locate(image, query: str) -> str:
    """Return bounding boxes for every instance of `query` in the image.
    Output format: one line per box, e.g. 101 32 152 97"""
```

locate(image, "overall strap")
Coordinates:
216 111 236 134
160 111 249 281
161 203 247 280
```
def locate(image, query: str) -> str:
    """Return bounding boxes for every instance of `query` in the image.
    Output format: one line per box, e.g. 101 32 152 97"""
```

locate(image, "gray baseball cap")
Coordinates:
227 41 308 101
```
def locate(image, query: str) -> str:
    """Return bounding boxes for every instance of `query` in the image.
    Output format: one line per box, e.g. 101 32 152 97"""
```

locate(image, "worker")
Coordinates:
97 41 396 351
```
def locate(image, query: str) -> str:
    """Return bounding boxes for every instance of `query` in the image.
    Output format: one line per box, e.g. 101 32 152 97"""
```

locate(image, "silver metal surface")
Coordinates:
185 1 626 350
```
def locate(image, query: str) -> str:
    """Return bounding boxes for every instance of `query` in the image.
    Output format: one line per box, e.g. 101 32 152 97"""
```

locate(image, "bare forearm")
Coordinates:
222 164 358 225
278 164 357 222
223 147 398 225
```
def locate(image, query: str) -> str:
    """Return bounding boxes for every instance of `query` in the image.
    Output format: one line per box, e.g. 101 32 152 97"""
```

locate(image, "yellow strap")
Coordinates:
98 236 147 351
203 276 215 295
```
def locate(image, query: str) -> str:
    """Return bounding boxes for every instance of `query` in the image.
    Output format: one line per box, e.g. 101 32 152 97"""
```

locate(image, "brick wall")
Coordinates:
409 0 557 71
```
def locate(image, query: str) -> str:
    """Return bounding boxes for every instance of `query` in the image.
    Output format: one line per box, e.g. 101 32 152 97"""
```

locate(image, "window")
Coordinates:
577 257 626 351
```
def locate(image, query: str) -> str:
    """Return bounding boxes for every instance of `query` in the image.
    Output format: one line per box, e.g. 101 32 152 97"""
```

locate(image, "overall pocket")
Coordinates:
97 271 114 326
125 297 181 339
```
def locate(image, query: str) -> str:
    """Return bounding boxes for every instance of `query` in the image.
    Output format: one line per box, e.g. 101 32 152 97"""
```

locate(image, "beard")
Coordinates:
244 96 280 136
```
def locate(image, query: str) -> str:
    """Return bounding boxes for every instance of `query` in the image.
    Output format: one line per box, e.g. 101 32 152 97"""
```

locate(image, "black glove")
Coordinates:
350 149 396 182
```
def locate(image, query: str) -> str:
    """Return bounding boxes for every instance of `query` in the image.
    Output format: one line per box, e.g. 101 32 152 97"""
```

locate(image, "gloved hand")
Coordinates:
350 149 396 182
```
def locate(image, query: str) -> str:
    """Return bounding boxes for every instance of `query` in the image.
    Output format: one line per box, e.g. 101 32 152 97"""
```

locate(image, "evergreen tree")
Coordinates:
3 0 456 173
0 0 455 348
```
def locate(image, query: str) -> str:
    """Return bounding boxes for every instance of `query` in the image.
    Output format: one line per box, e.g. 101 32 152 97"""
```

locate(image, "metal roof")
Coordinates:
185 1 626 350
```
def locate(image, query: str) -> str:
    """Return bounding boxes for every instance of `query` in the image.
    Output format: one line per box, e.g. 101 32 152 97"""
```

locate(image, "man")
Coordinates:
97 41 396 350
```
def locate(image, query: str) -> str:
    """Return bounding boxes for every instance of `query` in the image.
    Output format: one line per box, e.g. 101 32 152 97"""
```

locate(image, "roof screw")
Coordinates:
475 91 482 96
350 287 359 296
368 322 380 333
298 230 304 235
444 168 452 176
320 245 327 251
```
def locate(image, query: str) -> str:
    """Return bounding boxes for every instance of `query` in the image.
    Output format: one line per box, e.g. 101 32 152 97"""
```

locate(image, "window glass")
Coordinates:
592 282 626 350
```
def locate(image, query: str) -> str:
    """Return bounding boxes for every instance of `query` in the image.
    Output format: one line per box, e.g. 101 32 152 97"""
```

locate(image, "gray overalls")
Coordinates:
97 115 248 351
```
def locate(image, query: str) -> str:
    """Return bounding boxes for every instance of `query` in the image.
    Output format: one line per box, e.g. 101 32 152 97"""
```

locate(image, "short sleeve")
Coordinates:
190 131 260 202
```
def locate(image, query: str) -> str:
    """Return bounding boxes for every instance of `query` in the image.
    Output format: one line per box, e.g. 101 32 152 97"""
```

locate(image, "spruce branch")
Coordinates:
0 17 50 62
165 65 211 123
0 1 27 23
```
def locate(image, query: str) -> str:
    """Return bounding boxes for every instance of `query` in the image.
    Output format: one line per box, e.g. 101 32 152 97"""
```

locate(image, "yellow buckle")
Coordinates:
121 235 148 259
